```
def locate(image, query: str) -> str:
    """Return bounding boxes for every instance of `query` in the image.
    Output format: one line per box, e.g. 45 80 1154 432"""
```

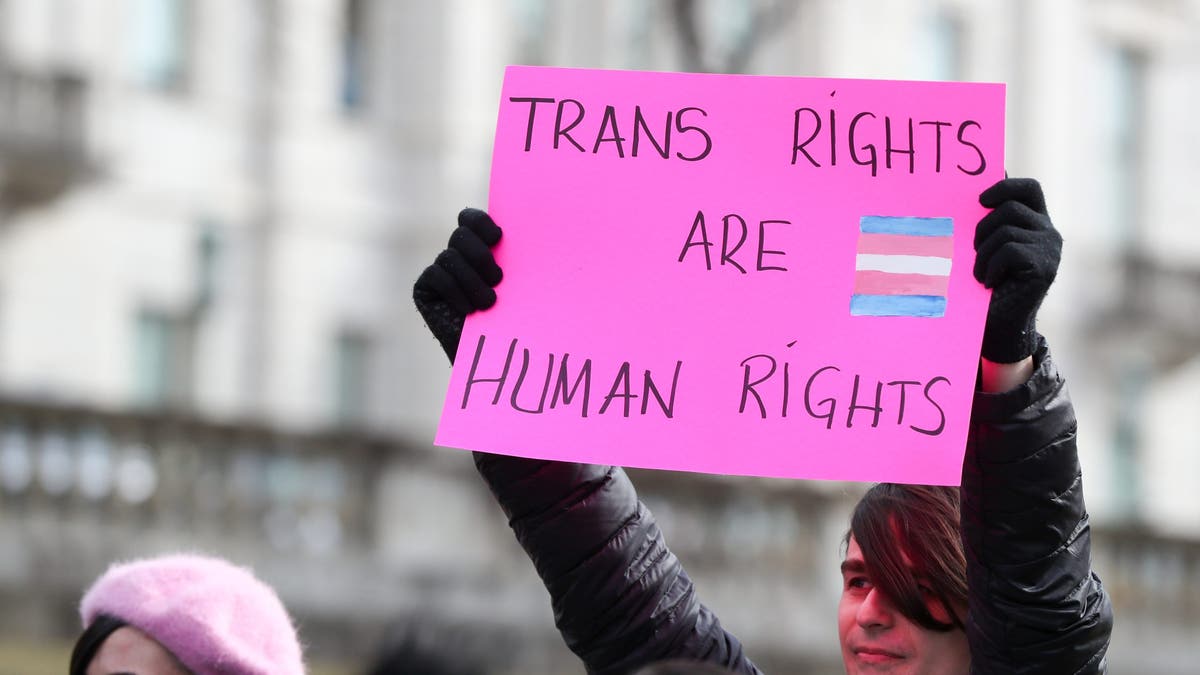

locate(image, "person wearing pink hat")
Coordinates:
70 553 305 675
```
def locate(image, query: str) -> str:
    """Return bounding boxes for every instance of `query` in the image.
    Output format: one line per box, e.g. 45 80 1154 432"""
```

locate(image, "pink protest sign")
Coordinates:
436 66 1005 485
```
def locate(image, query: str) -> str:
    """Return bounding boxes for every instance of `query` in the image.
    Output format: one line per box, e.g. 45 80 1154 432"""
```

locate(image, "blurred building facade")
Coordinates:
0 1 1197 673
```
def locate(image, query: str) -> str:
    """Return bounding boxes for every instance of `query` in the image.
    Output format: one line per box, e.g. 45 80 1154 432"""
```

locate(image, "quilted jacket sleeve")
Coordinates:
472 452 763 675
962 338 1114 674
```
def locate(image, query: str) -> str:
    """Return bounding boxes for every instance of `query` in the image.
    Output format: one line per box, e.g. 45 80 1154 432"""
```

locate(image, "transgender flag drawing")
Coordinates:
850 216 953 318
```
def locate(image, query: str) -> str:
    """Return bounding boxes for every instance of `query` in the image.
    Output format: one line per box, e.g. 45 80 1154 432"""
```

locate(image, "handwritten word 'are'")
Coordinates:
677 210 790 274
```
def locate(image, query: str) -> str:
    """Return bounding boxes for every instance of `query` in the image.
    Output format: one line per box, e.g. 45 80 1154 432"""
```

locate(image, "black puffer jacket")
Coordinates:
473 339 1112 674
961 338 1112 673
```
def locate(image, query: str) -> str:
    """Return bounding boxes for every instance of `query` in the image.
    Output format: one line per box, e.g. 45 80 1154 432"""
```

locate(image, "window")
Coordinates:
707 0 754 66
133 309 193 408
131 0 191 91
340 0 369 111
1111 363 1148 519
917 10 965 81
333 330 372 427
134 310 172 405
510 0 549 64
614 0 651 69
1095 44 1146 245
194 219 220 309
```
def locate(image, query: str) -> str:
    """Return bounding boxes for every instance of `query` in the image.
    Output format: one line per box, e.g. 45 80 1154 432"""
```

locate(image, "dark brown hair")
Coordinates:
70 613 126 675
845 483 967 632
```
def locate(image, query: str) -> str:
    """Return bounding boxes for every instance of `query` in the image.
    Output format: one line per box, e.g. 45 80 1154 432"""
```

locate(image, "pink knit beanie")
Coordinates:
79 554 305 675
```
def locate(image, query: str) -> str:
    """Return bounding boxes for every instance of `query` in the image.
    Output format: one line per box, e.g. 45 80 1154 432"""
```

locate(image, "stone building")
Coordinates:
0 1 1196 672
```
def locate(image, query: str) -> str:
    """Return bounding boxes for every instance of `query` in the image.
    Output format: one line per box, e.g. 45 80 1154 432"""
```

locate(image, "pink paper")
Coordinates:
436 66 1005 486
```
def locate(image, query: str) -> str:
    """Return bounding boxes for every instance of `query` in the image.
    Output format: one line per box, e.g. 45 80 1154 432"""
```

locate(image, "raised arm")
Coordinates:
964 178 1113 673
413 209 762 675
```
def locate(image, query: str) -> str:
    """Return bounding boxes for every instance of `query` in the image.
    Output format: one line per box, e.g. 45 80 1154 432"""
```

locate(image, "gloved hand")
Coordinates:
974 177 1062 363
413 208 503 363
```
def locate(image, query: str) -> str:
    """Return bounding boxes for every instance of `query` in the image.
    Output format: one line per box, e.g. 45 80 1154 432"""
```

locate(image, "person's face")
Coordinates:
838 537 969 675
86 625 191 675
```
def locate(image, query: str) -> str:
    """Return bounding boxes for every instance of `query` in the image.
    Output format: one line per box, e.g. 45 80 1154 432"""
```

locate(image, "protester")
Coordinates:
70 553 305 675
413 178 1113 674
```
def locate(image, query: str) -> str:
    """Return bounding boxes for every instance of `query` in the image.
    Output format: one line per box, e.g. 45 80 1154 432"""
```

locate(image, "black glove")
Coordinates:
973 177 1062 363
413 208 503 363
